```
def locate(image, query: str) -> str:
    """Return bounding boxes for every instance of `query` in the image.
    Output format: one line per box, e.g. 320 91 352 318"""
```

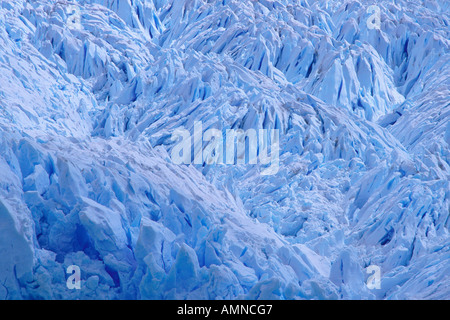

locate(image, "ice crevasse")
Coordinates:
0 0 448 299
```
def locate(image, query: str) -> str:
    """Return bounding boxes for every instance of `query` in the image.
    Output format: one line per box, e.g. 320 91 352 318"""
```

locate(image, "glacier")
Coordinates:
0 0 448 300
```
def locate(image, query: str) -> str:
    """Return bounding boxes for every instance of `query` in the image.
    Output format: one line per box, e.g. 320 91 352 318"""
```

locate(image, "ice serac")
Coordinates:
0 0 448 300
0 200 34 299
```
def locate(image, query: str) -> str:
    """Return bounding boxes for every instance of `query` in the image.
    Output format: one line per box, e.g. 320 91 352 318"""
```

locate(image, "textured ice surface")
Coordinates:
0 0 448 299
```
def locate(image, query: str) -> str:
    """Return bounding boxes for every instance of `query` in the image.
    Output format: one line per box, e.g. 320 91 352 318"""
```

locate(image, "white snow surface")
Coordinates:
0 0 448 299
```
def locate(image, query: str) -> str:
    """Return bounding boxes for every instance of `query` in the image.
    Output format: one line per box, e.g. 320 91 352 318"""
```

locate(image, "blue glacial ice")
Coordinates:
0 0 448 299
